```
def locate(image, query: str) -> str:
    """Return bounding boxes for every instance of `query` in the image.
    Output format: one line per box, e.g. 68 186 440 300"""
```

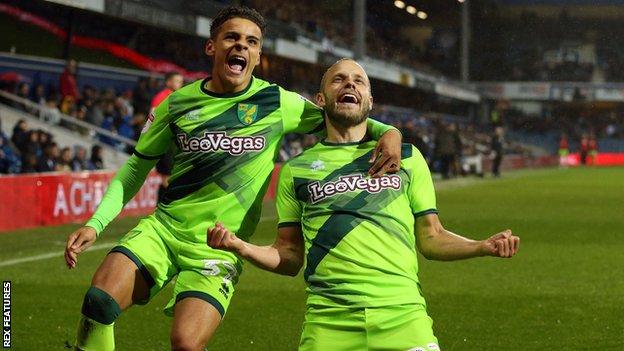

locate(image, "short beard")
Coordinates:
324 96 371 128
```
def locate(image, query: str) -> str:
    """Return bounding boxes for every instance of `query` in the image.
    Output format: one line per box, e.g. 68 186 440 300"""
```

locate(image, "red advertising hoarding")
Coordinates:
0 165 283 232
0 171 161 232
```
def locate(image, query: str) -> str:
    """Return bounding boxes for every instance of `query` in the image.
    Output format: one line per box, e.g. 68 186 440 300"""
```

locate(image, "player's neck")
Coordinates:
205 75 249 95
324 116 367 144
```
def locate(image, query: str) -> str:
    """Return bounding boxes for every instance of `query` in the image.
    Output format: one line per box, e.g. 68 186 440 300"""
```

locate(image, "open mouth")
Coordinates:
227 55 247 74
337 92 360 106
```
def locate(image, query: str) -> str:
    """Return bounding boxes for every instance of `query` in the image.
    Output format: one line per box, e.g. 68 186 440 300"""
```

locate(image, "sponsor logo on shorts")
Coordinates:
177 132 265 155
307 174 401 204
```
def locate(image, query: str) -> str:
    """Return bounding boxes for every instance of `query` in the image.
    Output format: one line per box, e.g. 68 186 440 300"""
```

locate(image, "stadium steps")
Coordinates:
0 102 130 169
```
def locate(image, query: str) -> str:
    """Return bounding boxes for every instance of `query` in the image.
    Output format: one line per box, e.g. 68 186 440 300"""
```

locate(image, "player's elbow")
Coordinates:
275 260 302 276
419 247 435 260
418 241 440 260
284 264 302 277
283 256 304 276
416 226 445 261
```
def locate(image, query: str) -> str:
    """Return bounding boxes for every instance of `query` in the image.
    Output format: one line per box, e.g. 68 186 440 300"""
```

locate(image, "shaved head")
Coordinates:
320 58 371 93
316 58 373 128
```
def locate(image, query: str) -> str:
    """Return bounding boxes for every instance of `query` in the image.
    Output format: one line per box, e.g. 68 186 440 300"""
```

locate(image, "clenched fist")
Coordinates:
207 223 245 254
481 230 520 258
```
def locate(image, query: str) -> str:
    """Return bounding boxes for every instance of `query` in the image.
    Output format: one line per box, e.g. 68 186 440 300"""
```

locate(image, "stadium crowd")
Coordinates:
0 117 104 174
0 56 529 178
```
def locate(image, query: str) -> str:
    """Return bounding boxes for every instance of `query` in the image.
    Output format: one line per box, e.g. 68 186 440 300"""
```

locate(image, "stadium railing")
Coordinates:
0 90 137 150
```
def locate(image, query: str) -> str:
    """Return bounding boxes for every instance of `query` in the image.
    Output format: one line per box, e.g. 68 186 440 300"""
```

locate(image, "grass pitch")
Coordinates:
1 167 623 350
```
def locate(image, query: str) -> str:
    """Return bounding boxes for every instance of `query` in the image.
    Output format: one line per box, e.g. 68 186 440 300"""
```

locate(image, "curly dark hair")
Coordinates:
210 6 266 39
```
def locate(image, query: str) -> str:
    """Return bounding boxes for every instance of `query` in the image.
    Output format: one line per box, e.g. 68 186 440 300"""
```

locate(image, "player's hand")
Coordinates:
207 223 245 254
481 230 519 258
369 129 401 178
65 226 97 269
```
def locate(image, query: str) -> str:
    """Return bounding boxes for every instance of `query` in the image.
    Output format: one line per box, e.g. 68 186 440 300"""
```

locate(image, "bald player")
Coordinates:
208 58 520 350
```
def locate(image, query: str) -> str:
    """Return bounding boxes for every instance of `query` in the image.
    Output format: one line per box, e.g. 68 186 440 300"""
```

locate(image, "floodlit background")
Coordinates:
0 0 623 349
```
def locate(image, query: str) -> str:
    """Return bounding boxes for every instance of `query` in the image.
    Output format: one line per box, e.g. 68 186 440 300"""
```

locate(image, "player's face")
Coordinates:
205 18 262 92
167 75 184 91
317 60 373 127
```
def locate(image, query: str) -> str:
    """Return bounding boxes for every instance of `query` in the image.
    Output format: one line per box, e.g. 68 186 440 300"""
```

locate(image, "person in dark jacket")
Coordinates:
434 123 456 179
37 142 59 172
491 126 504 177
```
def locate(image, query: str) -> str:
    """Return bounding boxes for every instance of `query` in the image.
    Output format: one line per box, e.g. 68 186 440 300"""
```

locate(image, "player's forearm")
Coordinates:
237 242 302 276
85 155 156 236
419 227 485 261
367 119 400 140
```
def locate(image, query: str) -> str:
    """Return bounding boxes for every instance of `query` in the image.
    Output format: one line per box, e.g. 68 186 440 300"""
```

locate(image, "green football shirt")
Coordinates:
87 76 395 245
276 140 437 308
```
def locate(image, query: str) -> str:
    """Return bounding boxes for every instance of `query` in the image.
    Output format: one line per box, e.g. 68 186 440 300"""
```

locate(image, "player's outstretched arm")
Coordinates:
415 213 519 261
64 155 157 269
207 223 304 276
65 226 97 269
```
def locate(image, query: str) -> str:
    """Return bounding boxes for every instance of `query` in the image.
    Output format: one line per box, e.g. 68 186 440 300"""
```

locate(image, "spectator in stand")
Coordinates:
60 59 80 113
39 131 51 149
37 142 59 172
133 78 152 115
57 147 73 172
558 133 570 167
131 111 146 141
0 133 20 174
72 146 88 171
150 72 183 110
100 114 118 147
11 119 29 153
588 135 598 165
15 82 33 113
434 123 456 179
21 153 38 173
151 71 183 201
491 126 504 178
22 130 42 160
88 145 104 170
32 84 47 105
415 130 431 165
579 134 589 165
85 99 105 128
450 123 463 177
117 93 134 118
0 119 7 144
43 95 62 125
32 84 47 118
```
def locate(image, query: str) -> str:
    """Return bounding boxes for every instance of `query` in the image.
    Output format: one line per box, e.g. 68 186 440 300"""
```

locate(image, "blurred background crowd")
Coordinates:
1 0 623 177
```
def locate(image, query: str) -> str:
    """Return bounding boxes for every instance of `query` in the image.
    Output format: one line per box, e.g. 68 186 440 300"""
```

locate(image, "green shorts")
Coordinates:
299 304 439 351
110 215 241 317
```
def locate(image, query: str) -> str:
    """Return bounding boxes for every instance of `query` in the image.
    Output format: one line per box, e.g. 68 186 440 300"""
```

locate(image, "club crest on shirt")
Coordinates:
307 174 402 204
237 103 259 125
